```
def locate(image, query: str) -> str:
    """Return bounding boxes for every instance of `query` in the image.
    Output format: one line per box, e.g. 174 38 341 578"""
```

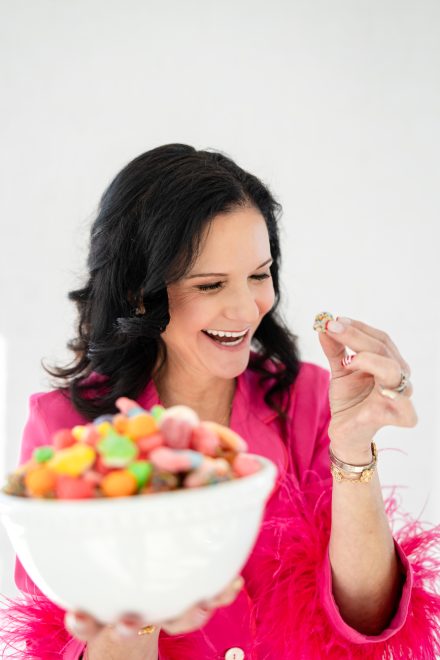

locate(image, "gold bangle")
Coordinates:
329 442 377 483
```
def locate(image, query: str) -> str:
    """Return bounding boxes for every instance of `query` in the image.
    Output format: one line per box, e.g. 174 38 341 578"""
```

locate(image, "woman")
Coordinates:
2 144 439 659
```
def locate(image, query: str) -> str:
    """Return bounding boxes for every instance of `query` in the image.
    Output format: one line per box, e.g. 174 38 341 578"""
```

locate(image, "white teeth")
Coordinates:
203 329 248 338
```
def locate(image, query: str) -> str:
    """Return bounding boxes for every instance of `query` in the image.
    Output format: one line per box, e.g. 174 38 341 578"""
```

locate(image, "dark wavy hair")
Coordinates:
47 144 301 440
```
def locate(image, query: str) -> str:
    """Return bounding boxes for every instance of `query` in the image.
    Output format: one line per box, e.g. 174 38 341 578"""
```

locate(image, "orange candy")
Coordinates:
202 422 248 452
126 413 157 440
101 470 138 497
25 466 57 497
112 414 129 434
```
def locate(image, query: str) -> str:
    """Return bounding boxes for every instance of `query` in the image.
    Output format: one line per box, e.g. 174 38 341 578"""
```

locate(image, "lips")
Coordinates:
202 329 249 343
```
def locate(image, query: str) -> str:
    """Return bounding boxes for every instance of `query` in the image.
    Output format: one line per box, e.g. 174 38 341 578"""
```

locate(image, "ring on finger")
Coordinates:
379 371 411 399
138 624 157 636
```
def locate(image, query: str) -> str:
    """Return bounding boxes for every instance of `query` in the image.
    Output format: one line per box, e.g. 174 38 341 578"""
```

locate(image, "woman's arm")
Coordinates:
328 443 404 635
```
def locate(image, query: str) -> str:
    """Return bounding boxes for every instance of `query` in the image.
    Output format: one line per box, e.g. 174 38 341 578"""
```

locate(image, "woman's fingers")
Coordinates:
337 317 411 374
342 352 417 428
335 317 411 376
161 603 213 635
65 576 245 641
161 575 244 635
110 612 149 639
204 575 245 609
64 610 103 642
343 352 413 397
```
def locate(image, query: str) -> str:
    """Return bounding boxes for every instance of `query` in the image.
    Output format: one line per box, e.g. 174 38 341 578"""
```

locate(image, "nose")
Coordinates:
222 284 260 325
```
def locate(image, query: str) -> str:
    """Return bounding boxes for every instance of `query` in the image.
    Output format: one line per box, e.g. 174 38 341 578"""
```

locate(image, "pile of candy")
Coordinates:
2 398 261 499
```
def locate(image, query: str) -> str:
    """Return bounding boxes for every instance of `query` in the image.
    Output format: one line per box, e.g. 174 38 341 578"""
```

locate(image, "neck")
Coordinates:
152 362 237 426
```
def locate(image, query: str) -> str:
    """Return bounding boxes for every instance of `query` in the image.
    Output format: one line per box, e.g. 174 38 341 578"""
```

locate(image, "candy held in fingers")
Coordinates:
313 311 334 332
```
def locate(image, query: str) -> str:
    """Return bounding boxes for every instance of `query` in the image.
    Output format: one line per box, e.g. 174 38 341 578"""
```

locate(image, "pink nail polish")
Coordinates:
341 354 355 367
327 320 345 333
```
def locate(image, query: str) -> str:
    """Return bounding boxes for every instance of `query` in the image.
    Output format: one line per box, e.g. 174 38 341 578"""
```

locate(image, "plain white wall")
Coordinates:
1 0 439 601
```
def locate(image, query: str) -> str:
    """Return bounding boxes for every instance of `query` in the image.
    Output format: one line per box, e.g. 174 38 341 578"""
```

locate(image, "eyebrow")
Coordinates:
186 257 273 279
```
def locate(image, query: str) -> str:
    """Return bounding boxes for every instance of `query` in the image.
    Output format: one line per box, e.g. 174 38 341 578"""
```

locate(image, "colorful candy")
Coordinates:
202 422 248 452
101 470 138 497
24 466 58 497
313 311 334 333
97 430 138 468
3 397 261 500
47 444 96 477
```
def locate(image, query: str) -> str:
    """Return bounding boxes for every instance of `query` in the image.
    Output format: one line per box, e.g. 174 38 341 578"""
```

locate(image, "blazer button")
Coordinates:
224 648 245 660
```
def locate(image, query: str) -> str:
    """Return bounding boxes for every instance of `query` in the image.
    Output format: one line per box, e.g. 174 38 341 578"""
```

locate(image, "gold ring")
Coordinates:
138 624 156 635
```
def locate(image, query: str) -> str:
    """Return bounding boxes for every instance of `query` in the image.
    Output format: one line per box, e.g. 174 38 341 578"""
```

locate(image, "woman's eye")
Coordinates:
252 273 271 282
196 273 271 292
197 282 223 291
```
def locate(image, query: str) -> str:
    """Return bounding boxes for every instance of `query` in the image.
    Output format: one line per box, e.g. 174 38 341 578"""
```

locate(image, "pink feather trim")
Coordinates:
1 475 439 659
244 474 440 659
0 590 84 659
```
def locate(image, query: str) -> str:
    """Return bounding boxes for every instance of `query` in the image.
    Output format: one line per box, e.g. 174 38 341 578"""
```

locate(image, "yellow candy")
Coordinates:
96 421 113 437
47 443 96 477
72 425 87 441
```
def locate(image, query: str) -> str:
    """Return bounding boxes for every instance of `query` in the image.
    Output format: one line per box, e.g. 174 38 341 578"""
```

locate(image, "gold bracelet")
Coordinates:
329 442 377 483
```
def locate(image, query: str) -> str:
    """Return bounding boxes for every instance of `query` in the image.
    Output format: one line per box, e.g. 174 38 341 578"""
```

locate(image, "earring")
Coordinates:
135 300 146 316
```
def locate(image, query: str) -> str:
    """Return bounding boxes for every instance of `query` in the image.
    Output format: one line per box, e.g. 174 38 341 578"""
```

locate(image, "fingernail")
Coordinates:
379 387 398 400
326 320 345 333
232 576 244 592
341 354 355 367
115 621 139 637
65 612 89 635
336 317 352 326
195 606 210 621
114 616 142 638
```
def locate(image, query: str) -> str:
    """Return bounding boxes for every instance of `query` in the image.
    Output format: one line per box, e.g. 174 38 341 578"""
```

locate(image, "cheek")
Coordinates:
257 283 276 315
167 290 209 332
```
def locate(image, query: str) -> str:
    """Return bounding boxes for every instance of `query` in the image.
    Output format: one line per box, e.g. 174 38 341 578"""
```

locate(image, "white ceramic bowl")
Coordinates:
0 455 277 623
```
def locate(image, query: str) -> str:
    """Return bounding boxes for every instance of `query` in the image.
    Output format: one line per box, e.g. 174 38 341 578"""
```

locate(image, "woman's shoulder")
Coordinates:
27 388 87 434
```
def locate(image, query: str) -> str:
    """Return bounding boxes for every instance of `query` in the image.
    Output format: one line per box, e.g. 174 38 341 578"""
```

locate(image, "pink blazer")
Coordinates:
6 360 440 659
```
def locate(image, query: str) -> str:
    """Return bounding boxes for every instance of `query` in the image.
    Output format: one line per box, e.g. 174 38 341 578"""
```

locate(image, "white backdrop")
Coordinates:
0 0 439 602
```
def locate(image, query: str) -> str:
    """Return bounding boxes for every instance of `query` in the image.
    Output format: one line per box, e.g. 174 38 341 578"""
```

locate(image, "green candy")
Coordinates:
150 405 165 422
33 446 55 463
127 461 153 488
97 429 138 467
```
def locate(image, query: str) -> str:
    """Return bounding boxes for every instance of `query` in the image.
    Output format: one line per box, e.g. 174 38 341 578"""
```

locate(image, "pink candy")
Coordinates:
190 426 220 457
149 447 202 473
55 475 96 499
137 432 164 454
160 417 193 449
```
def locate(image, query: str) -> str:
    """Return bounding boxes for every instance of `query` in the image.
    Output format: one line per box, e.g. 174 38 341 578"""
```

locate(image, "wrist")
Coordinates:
329 443 373 466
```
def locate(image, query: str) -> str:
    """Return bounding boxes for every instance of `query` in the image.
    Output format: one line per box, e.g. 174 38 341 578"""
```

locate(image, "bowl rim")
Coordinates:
0 454 277 511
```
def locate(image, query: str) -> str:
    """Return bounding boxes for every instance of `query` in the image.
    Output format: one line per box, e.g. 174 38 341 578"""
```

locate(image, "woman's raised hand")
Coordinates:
64 575 244 643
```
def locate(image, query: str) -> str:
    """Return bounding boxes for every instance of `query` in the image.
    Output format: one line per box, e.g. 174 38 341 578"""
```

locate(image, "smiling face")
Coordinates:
160 205 275 381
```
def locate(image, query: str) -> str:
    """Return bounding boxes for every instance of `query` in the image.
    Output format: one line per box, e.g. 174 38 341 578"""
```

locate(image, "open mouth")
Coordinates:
201 329 249 347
